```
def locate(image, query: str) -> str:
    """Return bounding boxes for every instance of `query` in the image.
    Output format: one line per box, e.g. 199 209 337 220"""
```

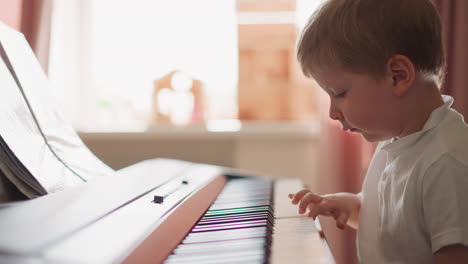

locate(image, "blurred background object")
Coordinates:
151 70 205 126
236 0 317 121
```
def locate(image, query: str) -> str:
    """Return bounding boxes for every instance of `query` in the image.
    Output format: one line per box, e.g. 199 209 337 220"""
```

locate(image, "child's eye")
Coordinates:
334 91 347 98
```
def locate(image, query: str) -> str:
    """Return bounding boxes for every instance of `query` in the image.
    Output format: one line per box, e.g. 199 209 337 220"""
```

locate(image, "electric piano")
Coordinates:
0 159 334 264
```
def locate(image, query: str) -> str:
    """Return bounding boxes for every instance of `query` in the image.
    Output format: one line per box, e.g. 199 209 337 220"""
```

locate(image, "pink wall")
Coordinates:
0 0 22 30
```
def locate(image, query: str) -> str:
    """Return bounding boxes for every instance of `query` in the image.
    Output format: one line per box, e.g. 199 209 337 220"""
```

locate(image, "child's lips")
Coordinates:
341 124 360 133
345 127 360 133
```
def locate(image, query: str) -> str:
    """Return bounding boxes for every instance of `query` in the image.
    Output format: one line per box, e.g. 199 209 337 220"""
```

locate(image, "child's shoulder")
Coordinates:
422 107 468 166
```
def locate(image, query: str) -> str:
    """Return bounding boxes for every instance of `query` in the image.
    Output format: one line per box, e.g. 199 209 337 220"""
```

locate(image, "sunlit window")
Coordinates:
49 0 238 131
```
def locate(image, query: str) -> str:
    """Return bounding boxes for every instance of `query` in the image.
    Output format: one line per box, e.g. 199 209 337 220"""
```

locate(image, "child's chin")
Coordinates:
362 133 391 142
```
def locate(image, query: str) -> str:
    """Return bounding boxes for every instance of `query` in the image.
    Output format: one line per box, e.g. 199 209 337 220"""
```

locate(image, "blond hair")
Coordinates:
297 0 445 86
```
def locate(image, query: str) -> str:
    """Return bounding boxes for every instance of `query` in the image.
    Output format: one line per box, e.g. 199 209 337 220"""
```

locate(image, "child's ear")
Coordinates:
387 55 415 97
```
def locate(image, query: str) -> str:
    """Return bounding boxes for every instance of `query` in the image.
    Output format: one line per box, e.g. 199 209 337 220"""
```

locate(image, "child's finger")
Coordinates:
298 192 323 214
308 203 336 220
335 212 349 230
308 211 317 220
307 204 320 219
290 189 312 204
288 193 294 199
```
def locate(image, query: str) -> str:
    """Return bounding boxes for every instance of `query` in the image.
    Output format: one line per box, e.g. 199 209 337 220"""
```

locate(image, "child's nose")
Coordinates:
329 106 343 120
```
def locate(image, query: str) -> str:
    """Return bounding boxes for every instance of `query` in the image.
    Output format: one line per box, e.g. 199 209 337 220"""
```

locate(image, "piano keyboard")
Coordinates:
165 176 334 264
165 177 274 263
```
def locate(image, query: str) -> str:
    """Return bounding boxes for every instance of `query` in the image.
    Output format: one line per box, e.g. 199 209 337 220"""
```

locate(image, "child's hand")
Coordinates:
288 189 361 230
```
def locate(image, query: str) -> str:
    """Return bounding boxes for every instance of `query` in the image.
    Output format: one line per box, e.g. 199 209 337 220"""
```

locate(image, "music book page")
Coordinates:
0 22 115 199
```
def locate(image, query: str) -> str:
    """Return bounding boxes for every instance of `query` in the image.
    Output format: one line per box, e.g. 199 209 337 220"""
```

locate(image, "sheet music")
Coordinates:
0 22 115 199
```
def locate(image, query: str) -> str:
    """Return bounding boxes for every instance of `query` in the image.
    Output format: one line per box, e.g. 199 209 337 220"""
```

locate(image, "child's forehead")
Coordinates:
312 68 349 90
312 67 381 90
312 66 351 82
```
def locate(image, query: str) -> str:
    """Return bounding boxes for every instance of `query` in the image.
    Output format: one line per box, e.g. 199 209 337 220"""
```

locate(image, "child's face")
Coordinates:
314 68 402 142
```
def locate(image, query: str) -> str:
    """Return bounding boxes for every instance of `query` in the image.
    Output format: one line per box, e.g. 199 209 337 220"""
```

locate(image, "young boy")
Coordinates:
289 0 468 263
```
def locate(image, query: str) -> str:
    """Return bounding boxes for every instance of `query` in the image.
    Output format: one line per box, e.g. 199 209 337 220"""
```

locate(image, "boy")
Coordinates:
289 0 468 263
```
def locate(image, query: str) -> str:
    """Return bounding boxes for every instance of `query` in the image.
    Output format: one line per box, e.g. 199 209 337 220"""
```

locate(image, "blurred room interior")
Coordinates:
1 0 466 263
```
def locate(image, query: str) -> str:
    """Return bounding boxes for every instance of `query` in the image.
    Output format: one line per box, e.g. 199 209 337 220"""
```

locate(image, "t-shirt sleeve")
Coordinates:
422 154 468 253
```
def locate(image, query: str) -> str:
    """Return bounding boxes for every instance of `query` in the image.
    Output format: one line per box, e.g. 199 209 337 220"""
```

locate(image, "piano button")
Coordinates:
152 195 164 204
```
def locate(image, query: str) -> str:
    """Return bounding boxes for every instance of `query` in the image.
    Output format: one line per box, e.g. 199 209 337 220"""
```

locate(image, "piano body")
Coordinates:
0 159 334 263
0 22 334 263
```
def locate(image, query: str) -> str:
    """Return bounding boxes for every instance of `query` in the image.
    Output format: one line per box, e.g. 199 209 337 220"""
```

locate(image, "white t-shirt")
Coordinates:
357 95 468 264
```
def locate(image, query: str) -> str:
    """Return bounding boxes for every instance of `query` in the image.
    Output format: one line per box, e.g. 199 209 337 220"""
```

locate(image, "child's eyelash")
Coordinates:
334 91 347 98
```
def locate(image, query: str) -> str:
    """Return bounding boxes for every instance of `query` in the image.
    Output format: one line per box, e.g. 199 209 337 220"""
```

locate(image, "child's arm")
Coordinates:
434 244 468 264
288 189 361 230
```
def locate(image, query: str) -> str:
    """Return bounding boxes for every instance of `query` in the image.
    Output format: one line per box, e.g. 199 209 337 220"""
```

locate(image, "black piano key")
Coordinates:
197 215 270 225
199 213 274 225
203 207 271 216
204 206 270 217
200 210 275 226
200 210 273 221
191 219 269 233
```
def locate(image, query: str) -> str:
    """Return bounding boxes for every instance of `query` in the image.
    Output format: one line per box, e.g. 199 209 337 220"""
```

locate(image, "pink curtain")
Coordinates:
20 0 53 73
433 0 468 119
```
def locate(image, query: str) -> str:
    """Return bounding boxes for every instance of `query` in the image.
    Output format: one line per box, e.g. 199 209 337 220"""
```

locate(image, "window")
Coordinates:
48 0 323 131
49 0 238 131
